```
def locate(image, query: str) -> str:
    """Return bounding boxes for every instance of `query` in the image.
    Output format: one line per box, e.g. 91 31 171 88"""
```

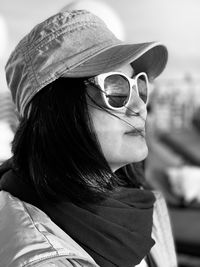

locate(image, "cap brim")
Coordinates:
63 42 168 80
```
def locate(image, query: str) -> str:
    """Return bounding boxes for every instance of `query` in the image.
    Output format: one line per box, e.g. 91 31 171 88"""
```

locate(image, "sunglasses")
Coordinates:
87 72 149 110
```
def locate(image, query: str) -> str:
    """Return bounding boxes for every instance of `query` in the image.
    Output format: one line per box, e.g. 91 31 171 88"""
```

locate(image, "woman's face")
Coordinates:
86 64 148 172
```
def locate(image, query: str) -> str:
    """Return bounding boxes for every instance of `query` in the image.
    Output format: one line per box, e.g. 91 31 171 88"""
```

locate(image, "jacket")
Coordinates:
0 190 177 267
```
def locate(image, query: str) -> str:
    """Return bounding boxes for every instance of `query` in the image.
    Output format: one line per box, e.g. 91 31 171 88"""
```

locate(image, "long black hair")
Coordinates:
12 77 145 204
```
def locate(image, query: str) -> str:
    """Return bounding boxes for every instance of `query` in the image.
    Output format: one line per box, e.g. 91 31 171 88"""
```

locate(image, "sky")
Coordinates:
1 0 200 92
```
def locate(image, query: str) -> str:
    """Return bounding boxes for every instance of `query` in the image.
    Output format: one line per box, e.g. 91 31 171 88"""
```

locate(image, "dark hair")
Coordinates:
12 77 145 204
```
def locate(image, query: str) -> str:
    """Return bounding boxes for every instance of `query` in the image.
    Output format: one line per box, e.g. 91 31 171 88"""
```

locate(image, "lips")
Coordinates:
125 127 146 136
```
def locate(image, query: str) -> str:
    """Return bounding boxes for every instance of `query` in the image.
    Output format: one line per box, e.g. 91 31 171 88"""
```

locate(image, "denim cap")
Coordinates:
5 9 168 117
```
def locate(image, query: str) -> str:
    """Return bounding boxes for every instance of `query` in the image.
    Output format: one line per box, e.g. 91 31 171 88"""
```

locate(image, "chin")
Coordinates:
128 144 148 163
110 146 148 172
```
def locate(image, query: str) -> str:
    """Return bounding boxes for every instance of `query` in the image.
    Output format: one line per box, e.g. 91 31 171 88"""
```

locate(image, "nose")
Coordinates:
125 86 147 118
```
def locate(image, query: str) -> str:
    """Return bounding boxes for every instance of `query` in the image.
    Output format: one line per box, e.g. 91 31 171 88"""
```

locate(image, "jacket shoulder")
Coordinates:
0 191 98 267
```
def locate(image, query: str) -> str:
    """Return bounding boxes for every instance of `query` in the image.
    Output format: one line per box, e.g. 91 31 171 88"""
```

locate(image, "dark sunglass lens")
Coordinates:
104 74 130 108
137 75 148 103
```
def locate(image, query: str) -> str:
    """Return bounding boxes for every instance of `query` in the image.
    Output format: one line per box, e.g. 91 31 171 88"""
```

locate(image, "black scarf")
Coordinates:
0 161 155 267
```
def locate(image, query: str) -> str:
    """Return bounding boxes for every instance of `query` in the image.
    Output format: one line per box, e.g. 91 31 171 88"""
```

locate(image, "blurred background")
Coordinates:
1 0 200 266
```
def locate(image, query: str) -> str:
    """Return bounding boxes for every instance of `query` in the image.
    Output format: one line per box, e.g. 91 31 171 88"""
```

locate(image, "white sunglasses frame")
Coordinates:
89 71 149 111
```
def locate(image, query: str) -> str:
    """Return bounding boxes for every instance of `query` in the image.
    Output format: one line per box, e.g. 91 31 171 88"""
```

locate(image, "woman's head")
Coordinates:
11 64 147 204
6 9 168 203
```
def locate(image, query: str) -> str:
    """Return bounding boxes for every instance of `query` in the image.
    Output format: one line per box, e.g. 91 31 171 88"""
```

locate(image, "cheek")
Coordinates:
93 112 121 141
89 108 123 153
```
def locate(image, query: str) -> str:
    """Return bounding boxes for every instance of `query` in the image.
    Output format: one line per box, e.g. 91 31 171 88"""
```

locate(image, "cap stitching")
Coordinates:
26 21 106 53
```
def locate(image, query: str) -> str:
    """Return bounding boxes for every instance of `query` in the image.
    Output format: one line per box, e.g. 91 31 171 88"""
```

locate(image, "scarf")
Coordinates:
0 161 155 267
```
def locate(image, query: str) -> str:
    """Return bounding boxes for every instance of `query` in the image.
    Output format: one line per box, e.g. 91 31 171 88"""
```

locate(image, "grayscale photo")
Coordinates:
0 0 200 266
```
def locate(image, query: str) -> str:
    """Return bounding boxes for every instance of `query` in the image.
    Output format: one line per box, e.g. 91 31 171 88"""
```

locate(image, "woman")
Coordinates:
0 9 177 267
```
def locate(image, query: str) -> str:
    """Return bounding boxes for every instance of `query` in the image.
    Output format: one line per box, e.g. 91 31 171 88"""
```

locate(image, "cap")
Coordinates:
5 9 168 116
